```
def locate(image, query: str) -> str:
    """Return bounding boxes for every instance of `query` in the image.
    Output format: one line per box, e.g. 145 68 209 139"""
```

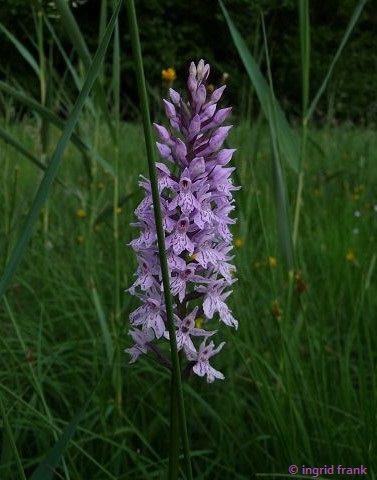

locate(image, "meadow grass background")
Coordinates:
1 117 376 478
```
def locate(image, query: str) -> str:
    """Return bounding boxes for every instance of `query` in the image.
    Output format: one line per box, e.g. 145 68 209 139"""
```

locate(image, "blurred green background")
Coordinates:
1 0 377 124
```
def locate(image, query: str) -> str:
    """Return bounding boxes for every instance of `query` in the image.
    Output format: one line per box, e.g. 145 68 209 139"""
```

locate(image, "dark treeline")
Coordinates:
1 0 376 124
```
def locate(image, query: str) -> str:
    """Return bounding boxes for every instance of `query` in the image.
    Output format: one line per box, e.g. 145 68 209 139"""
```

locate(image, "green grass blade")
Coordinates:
90 277 113 364
305 0 366 122
0 23 39 76
29 397 92 480
0 127 68 190
292 0 310 248
0 394 27 480
0 81 114 175
219 0 299 173
112 2 120 123
0 125 64 185
0 382 117 479
109 2 123 412
54 0 116 143
111 0 121 326
268 103 295 269
0 81 67 126
364 253 376 292
0 0 123 298
99 0 108 82
299 0 310 121
44 15 94 113
53 0 92 68
261 17 295 270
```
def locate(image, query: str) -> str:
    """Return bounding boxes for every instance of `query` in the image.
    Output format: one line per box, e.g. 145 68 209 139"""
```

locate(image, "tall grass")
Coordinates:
1 120 376 478
1 1 376 479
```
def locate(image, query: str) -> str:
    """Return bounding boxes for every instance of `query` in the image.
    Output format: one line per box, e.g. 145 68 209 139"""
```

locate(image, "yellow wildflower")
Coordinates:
93 224 101 232
76 208 86 218
268 256 277 267
76 235 84 244
115 207 122 214
161 67 177 82
235 238 244 248
349 193 360 201
346 249 355 263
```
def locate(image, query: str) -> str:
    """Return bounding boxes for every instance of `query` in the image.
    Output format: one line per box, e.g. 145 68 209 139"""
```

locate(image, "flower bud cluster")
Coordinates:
126 59 239 382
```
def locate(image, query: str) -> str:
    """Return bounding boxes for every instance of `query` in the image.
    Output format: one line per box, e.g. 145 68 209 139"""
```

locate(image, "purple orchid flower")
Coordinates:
126 59 239 382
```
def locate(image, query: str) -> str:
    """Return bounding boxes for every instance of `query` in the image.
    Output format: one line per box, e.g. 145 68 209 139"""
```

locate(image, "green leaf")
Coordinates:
299 0 310 118
0 0 123 299
0 23 39 77
90 277 113 364
29 385 97 480
268 100 295 269
219 0 299 173
261 15 295 270
306 0 367 123
0 81 114 175
43 15 95 115
0 393 27 480
53 0 116 143
0 126 66 188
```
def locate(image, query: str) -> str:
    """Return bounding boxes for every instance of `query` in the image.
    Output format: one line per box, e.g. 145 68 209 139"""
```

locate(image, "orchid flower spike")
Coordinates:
126 59 239 382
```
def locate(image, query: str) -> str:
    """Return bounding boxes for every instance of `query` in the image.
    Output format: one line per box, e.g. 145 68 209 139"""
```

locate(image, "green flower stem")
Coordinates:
111 0 122 414
125 2 193 479
169 373 180 479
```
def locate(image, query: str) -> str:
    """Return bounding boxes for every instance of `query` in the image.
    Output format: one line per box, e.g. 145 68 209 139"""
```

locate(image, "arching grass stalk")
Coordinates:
0 390 27 480
293 0 366 245
292 0 310 248
125 2 193 479
0 0 123 298
260 15 295 272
